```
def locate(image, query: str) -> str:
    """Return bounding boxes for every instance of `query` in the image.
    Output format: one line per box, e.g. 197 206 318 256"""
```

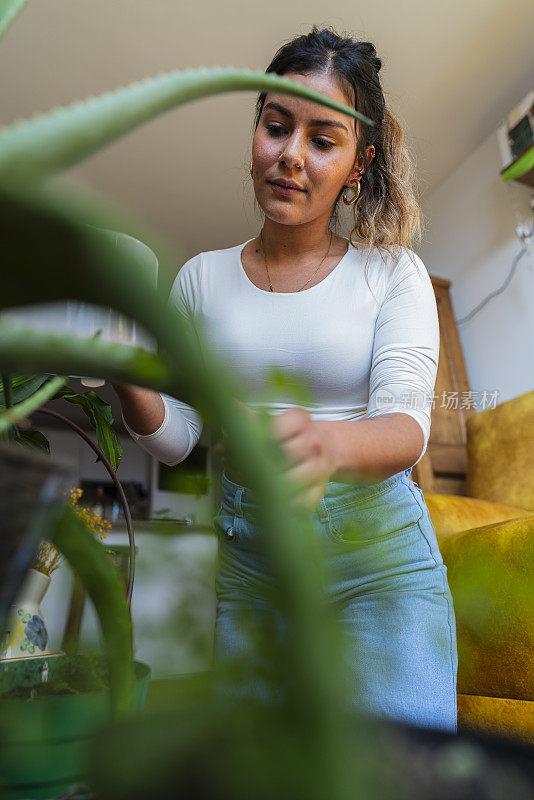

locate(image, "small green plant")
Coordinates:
1 652 109 700
0 372 122 470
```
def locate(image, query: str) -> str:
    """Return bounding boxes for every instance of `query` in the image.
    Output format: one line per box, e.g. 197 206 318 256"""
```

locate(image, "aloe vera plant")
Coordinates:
0 2 396 797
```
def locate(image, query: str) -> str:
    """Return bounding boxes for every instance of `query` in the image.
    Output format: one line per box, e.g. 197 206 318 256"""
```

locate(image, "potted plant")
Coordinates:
0 654 151 800
3 2 532 798
0 376 145 799
0 442 138 799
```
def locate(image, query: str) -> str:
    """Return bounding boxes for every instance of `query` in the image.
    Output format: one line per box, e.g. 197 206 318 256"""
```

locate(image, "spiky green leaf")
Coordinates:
0 0 31 41
0 68 374 189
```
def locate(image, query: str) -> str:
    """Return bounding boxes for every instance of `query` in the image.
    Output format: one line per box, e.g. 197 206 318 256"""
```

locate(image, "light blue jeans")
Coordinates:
211 467 458 735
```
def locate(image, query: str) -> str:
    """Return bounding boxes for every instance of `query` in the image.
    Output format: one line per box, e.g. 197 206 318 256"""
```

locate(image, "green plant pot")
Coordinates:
0 655 151 799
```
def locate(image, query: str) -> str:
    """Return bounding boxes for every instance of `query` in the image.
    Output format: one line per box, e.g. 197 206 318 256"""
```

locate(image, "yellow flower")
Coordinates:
64 485 113 541
35 486 116 575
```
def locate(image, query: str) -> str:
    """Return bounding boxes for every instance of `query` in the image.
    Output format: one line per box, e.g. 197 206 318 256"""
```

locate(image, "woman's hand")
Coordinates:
213 404 337 512
270 407 336 513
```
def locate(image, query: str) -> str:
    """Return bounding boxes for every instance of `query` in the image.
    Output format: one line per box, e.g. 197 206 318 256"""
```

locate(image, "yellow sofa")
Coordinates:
424 389 534 745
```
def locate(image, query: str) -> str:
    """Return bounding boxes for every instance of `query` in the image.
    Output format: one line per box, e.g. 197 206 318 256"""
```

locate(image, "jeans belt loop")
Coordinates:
234 486 244 517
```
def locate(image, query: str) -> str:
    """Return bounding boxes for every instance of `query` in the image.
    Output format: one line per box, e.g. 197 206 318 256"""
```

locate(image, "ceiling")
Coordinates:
1 0 532 277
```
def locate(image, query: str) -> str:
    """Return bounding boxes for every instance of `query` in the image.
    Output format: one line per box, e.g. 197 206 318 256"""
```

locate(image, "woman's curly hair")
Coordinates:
251 25 426 275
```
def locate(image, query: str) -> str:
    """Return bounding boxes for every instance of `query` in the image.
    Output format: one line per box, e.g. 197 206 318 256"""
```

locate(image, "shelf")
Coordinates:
500 142 534 187
109 518 215 535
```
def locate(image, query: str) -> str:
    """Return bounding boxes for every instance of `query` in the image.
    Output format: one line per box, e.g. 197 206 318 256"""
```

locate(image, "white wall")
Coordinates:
419 129 534 406
42 426 152 488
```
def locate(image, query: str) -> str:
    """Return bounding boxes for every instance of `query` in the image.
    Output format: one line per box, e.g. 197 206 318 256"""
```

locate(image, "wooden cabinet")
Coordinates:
412 276 475 495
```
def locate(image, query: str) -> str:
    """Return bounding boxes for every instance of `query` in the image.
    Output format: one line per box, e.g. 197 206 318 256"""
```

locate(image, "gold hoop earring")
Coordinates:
249 159 253 177
342 180 361 206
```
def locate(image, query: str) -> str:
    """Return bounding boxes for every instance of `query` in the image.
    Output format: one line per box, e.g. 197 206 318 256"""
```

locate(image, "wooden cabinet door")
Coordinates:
413 276 475 495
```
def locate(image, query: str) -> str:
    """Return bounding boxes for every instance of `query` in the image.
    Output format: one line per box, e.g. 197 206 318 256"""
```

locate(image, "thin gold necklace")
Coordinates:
259 229 334 292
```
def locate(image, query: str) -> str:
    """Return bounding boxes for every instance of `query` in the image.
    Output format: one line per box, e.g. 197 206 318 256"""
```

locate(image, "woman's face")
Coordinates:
251 70 365 226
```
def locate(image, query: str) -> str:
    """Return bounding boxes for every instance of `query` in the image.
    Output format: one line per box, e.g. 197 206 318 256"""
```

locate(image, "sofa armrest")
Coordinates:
438 515 534 701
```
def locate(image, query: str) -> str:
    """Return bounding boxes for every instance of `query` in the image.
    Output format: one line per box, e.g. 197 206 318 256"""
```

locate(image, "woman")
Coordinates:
114 26 458 735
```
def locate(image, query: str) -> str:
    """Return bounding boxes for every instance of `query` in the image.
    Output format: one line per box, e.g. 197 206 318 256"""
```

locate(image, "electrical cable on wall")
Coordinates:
455 187 534 326
455 244 530 326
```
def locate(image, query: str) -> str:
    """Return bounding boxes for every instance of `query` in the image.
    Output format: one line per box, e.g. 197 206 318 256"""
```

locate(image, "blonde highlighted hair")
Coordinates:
252 25 426 276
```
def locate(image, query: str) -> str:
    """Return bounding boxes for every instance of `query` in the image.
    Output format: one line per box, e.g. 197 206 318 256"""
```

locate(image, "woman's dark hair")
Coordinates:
251 25 425 273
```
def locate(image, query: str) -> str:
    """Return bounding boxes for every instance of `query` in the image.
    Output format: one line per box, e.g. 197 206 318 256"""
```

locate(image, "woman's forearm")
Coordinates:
112 383 165 436
319 413 426 484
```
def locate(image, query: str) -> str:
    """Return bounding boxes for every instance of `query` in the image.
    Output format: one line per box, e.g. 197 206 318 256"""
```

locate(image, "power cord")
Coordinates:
455 193 534 326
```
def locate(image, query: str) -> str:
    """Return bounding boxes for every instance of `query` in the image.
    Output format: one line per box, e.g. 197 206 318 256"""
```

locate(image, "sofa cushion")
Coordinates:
466 389 534 512
424 493 532 540
458 693 534 746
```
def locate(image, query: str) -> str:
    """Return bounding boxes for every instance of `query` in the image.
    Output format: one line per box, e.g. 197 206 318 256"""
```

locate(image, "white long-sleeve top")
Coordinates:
123 236 440 469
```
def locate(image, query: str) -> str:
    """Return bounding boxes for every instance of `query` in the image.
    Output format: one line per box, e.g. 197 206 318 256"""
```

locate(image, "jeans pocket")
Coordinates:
327 480 425 545
213 500 238 543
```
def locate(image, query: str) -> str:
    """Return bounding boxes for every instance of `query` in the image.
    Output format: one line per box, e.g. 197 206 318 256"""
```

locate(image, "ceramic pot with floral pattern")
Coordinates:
0 568 58 660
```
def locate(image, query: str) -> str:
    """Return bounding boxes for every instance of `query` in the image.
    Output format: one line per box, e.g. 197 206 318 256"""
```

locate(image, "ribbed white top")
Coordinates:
123 237 439 468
